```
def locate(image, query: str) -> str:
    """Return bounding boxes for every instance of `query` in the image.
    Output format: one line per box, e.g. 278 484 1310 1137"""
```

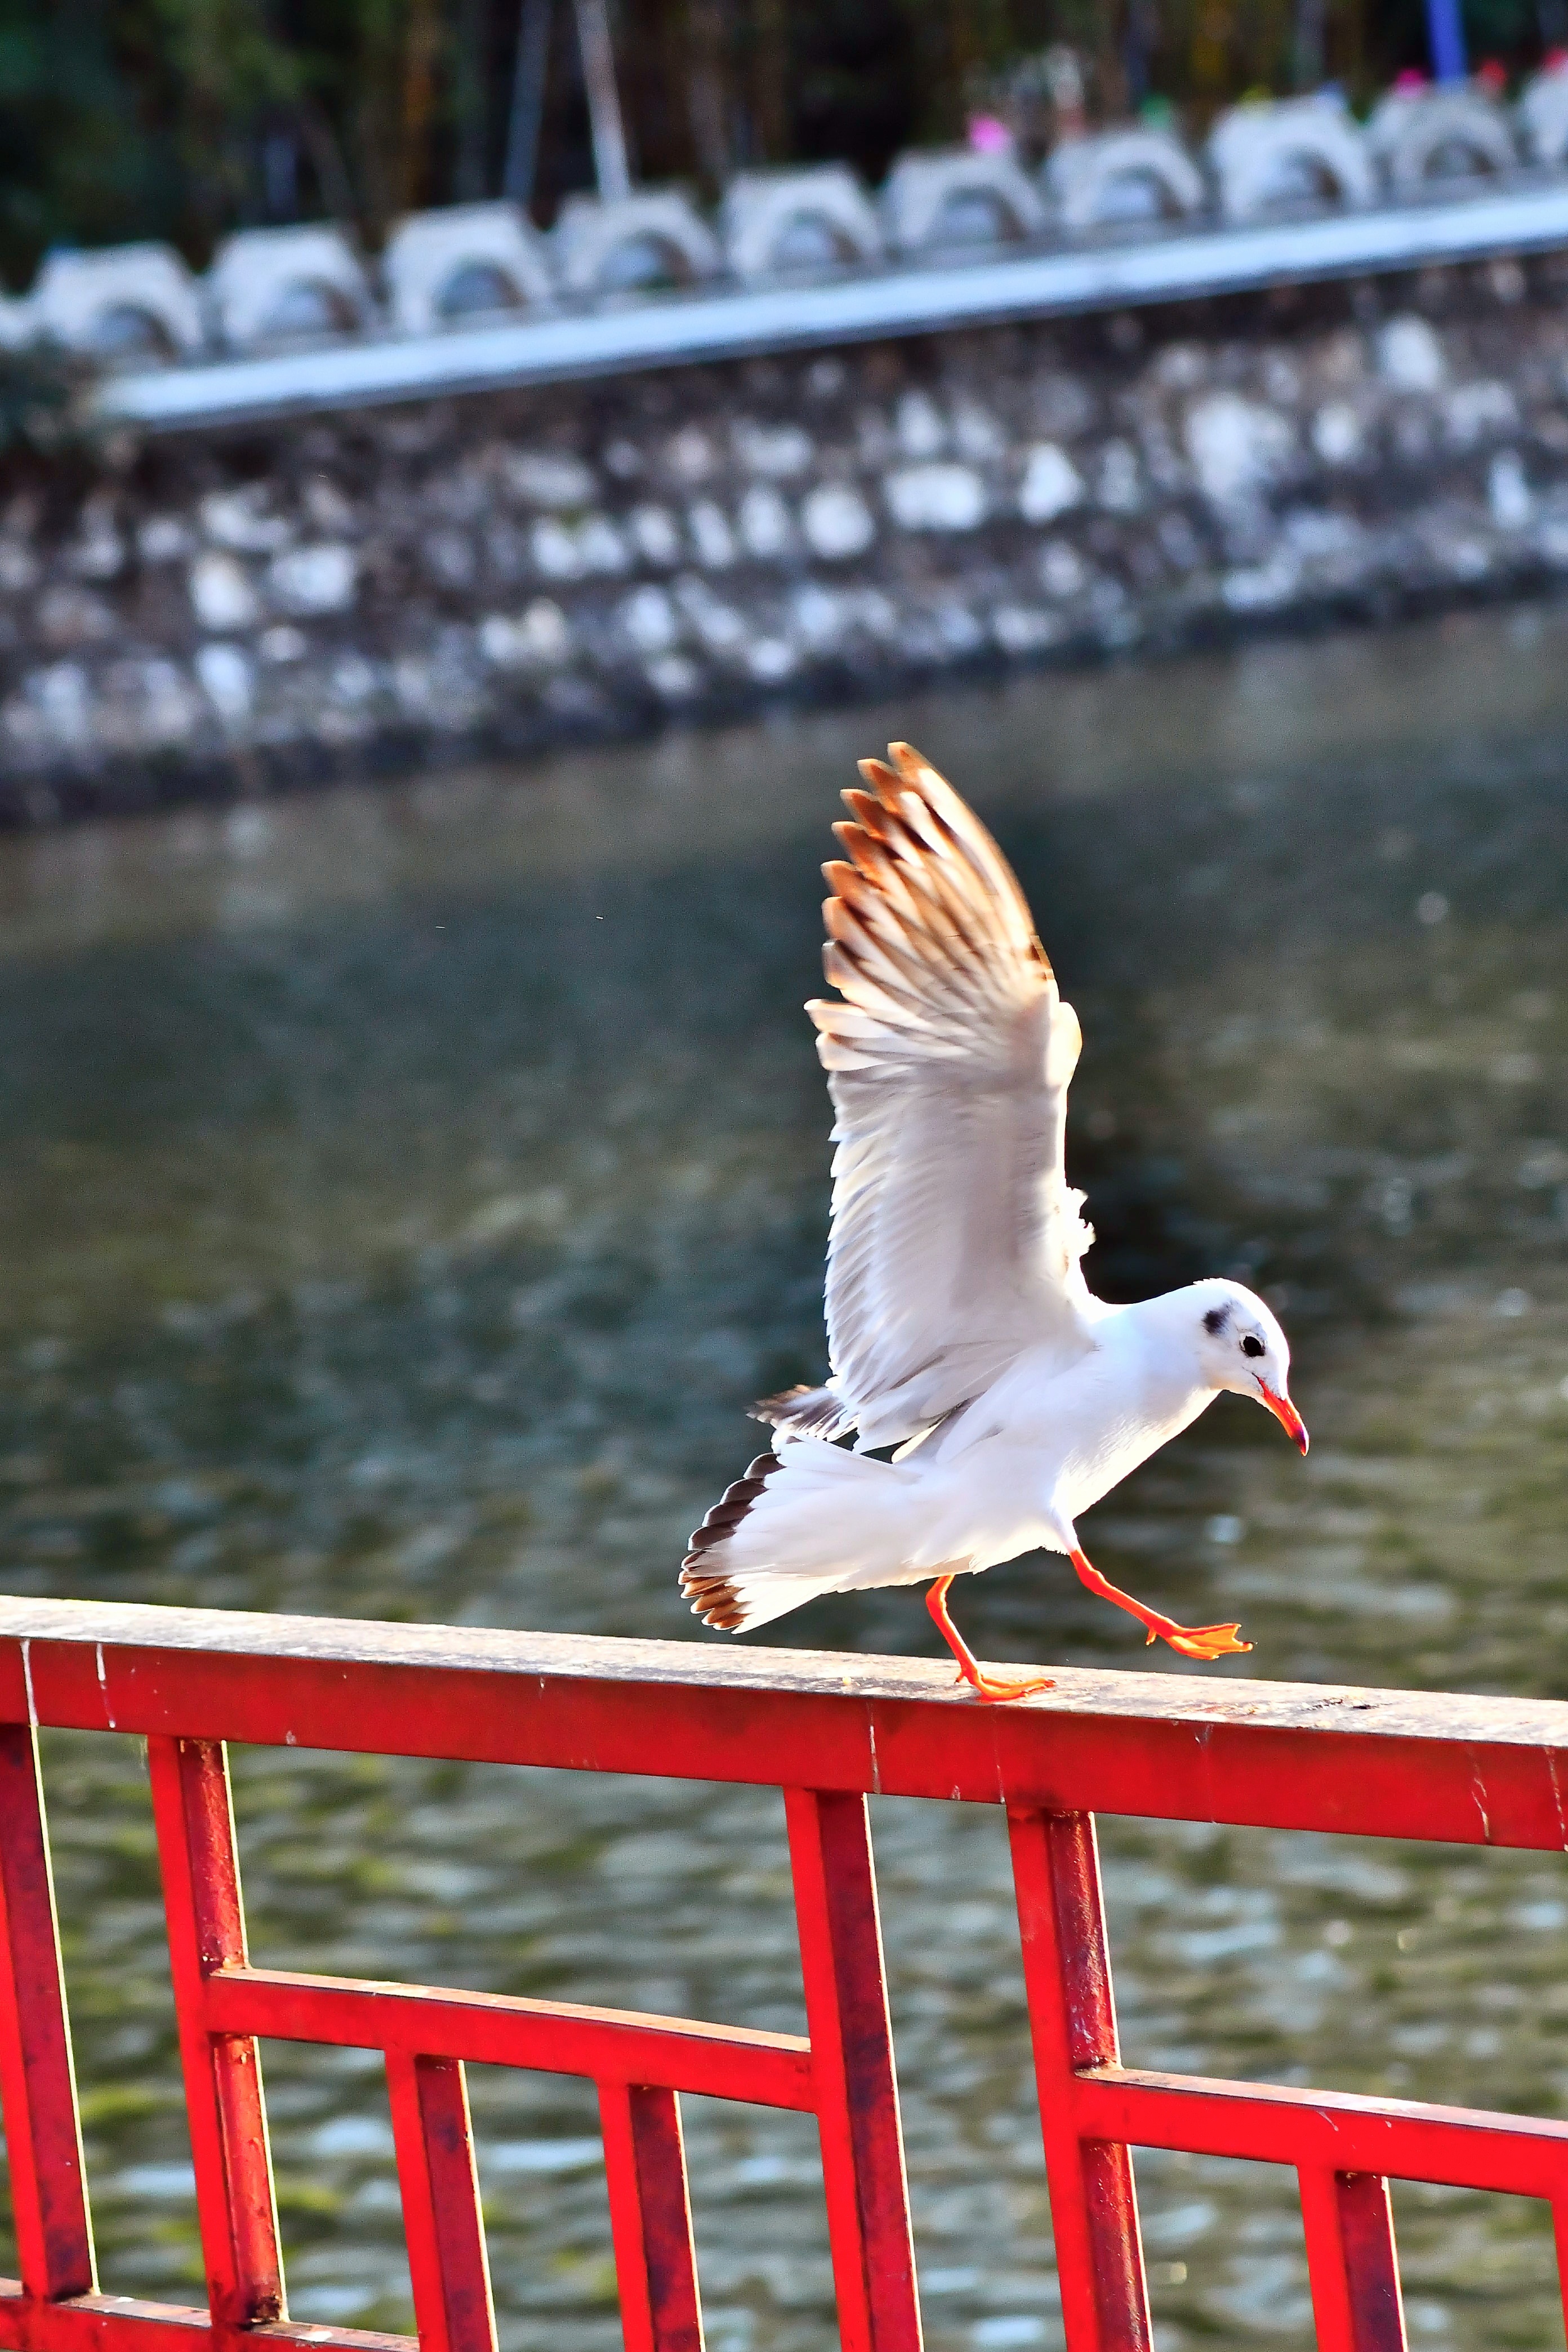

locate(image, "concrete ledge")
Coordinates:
15 244 1568 820
95 181 1568 435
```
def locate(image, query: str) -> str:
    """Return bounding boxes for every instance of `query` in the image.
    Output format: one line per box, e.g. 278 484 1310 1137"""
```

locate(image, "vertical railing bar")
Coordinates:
1008 1807 1151 2352
1299 2165 1361 2352
598 2080 704 2352
385 2050 497 2352
146 1736 284 2334
1298 2167 1407 2352
1552 2201 1568 2341
0 1722 96 2302
783 1785 922 2352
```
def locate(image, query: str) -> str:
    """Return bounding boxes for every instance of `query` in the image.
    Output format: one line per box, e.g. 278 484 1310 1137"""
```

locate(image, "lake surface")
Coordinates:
2 603 1568 2350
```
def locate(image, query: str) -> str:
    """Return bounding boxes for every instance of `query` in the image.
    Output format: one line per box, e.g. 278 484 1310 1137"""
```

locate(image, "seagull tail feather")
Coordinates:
680 1440 924 1633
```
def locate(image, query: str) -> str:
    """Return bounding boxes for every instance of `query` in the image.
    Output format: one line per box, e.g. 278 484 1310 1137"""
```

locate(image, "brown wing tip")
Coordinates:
861 740 1045 952
841 787 891 836
679 1570 747 1631
888 741 939 792
862 742 965 836
750 1385 810 1425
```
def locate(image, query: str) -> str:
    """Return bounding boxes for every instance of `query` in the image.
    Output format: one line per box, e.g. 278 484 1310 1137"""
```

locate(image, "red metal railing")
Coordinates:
3 1598 1568 2352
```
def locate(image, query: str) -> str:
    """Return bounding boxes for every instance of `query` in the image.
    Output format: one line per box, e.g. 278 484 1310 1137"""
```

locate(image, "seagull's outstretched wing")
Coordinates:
777 741 1095 1454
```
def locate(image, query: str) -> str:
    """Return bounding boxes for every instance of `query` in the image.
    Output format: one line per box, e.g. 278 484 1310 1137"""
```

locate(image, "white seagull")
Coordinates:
680 742 1308 1702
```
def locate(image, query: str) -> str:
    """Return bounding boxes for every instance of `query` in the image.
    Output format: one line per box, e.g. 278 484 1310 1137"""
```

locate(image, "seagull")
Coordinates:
680 742 1308 1702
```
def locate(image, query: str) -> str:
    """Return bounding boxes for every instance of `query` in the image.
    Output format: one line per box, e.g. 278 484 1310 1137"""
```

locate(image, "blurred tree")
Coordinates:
749 0 789 160
787 0 925 171
453 0 488 195
149 0 302 238
400 0 445 208
684 0 730 182
0 0 175 277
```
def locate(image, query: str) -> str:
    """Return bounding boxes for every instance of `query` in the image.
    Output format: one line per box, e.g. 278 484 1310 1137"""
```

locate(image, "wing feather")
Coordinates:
804 741 1094 1450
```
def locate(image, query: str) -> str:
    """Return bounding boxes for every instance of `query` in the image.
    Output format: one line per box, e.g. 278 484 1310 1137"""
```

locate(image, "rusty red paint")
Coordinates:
1299 2168 1406 2352
0 1726 95 2304
3 1601 1568 2352
147 1737 284 2335
785 1788 920 2352
385 2053 494 2352
598 2083 701 2352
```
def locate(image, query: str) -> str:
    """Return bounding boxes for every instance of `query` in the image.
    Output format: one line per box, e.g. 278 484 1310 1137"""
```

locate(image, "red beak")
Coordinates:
1259 1380 1309 1454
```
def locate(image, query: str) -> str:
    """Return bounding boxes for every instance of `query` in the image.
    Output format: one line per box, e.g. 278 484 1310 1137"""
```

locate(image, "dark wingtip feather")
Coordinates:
751 1386 852 1441
678 1451 783 1629
750 1384 810 1425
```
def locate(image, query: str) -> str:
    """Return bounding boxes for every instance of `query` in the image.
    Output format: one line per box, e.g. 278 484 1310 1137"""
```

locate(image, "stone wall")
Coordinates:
7 252 1568 821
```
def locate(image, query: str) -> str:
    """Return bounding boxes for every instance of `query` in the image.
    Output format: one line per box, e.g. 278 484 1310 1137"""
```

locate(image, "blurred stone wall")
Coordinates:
5 252 1568 821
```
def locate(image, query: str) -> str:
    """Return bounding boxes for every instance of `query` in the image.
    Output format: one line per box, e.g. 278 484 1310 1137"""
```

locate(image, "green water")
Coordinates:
3 602 1568 2349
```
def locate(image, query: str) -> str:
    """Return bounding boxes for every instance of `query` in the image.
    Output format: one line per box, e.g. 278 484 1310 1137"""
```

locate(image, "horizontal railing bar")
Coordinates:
92 182 1568 435
1077 2067 1568 2198
202 1966 814 2110
0 2290 413 2352
3 1598 1567 1847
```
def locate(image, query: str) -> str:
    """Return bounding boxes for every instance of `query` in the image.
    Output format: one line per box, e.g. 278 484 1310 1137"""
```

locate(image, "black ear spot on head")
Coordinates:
1202 1306 1228 1335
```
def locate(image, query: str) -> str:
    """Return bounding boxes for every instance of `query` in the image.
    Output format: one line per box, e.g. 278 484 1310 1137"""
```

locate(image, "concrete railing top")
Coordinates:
87 180 1568 434
5 73 1566 434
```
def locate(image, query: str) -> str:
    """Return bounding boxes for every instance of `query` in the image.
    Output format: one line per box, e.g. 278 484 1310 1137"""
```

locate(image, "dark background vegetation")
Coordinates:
0 0 1562 287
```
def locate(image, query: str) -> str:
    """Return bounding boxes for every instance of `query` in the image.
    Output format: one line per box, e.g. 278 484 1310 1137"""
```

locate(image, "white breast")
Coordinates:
928 1315 1216 1535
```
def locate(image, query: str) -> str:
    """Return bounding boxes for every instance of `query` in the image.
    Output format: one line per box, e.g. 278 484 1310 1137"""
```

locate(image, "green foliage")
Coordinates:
0 2 172 280
0 341 101 457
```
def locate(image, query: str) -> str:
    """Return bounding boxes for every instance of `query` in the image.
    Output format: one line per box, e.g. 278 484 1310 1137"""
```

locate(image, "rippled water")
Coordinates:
3 603 1568 2350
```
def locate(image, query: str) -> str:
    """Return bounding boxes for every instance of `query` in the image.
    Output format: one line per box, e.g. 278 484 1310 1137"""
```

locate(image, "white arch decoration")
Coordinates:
554 192 721 297
1367 87 1517 197
1206 97 1375 222
880 151 1046 257
720 166 883 281
206 226 377 353
30 245 204 362
382 203 555 333
1518 63 1568 167
1045 130 1205 231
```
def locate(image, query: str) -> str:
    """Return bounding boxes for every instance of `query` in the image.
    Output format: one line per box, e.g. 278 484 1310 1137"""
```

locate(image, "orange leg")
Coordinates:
926 1575 1054 1703
1069 1547 1251 1661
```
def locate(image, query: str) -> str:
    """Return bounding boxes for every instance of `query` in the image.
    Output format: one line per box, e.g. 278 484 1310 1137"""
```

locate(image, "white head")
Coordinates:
1190 1279 1308 1453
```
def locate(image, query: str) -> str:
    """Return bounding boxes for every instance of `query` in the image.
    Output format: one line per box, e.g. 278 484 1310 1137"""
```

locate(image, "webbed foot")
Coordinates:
1070 1547 1251 1663
928 1576 1054 1701
955 1664 1057 1703
1151 1620 1252 1661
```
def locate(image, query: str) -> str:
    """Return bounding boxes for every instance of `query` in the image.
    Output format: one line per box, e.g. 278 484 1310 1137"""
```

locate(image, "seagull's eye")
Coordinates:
1240 1334 1265 1360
